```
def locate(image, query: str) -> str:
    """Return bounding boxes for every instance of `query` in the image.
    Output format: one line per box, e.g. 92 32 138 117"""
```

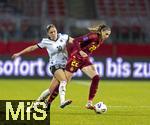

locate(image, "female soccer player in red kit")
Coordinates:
47 24 111 109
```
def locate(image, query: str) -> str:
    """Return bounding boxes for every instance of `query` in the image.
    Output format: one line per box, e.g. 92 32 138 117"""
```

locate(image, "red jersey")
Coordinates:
72 32 103 57
66 32 103 73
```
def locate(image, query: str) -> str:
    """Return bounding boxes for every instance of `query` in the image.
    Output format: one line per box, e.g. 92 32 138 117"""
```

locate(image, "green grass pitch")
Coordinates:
0 79 150 125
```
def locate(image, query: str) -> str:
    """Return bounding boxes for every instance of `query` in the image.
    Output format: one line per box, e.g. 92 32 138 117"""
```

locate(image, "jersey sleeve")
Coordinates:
60 33 69 43
73 32 99 51
37 38 47 48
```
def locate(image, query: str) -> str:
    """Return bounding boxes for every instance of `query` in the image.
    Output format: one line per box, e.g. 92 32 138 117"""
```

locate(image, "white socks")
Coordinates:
59 81 67 104
37 89 51 102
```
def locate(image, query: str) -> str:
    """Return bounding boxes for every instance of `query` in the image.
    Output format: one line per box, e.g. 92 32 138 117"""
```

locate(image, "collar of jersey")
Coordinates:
48 34 59 42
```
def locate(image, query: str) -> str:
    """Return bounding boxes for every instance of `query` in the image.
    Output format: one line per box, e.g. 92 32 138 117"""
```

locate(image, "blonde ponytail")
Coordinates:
88 26 99 32
88 24 111 34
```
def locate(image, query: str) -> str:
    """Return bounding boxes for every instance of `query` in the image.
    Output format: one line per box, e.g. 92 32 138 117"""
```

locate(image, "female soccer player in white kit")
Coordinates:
12 24 74 108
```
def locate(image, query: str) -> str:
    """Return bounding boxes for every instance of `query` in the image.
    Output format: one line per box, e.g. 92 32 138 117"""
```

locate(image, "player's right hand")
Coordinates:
11 53 20 59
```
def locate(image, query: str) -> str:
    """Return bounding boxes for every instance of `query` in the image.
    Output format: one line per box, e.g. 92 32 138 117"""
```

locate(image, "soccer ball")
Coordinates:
94 102 107 114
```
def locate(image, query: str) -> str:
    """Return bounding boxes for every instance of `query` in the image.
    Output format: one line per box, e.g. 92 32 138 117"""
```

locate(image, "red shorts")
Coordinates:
66 54 92 73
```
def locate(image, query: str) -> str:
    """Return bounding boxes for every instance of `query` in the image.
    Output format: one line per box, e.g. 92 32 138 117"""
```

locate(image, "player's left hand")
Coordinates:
79 51 88 57
11 53 20 59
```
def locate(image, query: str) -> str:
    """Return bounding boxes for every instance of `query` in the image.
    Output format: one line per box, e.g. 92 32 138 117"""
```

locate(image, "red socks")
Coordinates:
88 75 100 101
48 75 100 104
48 85 59 104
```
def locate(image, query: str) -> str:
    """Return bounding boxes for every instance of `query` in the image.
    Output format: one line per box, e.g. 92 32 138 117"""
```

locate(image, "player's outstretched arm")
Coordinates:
11 44 39 59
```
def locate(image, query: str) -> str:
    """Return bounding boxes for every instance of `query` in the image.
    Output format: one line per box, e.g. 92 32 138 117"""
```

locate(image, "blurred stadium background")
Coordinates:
0 0 150 41
0 0 150 79
0 0 150 125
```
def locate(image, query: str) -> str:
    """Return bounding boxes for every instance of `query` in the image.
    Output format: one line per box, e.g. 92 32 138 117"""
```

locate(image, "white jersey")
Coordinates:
38 33 69 66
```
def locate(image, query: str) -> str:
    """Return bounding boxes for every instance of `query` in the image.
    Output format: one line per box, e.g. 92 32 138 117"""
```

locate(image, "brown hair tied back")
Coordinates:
46 24 56 32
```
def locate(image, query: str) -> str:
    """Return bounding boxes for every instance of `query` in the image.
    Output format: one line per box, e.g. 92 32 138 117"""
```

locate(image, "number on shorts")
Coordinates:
71 59 79 67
